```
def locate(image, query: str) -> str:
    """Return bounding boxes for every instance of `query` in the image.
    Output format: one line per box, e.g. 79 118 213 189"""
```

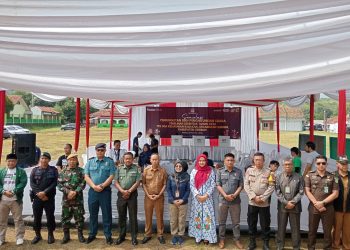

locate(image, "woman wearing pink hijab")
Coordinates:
188 154 217 245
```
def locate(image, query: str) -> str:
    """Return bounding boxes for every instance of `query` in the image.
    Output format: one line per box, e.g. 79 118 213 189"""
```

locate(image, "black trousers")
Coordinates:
117 191 138 239
247 205 270 241
32 197 56 232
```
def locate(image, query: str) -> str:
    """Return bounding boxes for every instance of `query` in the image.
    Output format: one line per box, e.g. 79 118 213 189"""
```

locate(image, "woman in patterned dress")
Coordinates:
188 154 217 245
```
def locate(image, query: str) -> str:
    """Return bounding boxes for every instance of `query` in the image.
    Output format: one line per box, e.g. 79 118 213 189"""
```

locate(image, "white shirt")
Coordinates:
2 168 17 201
108 148 126 163
305 150 320 171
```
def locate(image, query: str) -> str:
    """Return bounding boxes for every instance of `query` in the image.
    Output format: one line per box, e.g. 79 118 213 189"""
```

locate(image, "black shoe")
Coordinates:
31 235 42 245
61 229 70 244
106 237 113 245
131 238 138 246
141 237 152 244
158 236 166 244
48 231 55 244
77 229 85 243
114 237 125 245
247 237 256 250
263 241 270 250
86 236 96 244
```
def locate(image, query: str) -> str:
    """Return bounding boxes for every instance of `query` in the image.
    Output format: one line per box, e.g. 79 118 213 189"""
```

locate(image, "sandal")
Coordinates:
203 240 209 245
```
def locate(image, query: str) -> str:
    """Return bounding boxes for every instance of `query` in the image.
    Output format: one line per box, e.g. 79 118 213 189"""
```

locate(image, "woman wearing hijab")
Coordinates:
138 144 151 172
166 160 190 245
189 154 217 245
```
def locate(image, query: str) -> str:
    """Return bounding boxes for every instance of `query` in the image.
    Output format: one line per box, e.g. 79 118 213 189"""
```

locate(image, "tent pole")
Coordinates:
338 90 347 156
256 107 260 151
86 98 90 159
74 98 81 152
276 102 280 153
0 91 5 163
309 95 315 142
109 101 115 149
128 107 132 151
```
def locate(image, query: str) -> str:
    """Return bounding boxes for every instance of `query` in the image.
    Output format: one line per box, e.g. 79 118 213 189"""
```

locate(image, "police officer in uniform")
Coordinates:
84 143 115 245
30 152 58 244
58 153 86 244
244 152 274 250
305 155 339 250
114 152 141 246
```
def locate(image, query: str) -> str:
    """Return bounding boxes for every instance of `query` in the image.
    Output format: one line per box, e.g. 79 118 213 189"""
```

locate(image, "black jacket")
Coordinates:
333 171 350 212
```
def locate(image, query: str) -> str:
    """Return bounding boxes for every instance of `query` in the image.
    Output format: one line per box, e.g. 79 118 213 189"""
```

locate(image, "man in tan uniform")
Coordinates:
305 155 338 250
244 152 275 250
141 153 167 245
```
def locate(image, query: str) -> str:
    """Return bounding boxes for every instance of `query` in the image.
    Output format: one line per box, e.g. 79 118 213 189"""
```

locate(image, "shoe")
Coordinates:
247 237 256 250
16 238 24 245
0 240 4 246
219 239 225 249
48 231 55 244
106 237 113 245
31 234 42 245
131 238 138 246
171 236 178 245
61 228 70 244
86 236 96 244
141 236 152 244
77 229 85 243
114 237 125 245
203 240 209 245
178 236 184 245
263 240 270 250
234 240 244 249
158 236 166 244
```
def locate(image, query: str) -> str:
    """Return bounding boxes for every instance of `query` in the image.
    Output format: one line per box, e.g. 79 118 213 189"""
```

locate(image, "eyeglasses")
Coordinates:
316 162 326 165
96 149 105 152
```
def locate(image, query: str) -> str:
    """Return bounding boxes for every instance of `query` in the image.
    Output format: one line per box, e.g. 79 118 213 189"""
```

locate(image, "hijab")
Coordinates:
194 154 212 189
173 160 189 181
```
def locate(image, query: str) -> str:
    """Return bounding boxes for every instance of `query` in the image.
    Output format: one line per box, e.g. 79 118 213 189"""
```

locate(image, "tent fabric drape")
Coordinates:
1 1 350 102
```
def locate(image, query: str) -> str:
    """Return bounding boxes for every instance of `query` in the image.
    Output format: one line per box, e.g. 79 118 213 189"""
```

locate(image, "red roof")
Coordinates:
36 106 60 114
90 109 128 118
7 95 22 105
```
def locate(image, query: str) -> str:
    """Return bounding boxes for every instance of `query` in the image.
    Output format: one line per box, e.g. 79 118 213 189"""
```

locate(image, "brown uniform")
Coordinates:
304 170 339 250
142 165 168 237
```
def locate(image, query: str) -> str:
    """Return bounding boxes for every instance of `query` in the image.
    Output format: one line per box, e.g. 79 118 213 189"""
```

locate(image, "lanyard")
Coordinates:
114 149 120 160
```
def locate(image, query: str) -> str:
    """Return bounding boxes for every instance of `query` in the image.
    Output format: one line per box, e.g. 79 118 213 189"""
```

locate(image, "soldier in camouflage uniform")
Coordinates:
58 153 86 244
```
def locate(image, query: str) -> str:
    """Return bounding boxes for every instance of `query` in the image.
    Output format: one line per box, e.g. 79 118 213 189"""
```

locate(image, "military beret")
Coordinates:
95 143 106 150
337 156 349 165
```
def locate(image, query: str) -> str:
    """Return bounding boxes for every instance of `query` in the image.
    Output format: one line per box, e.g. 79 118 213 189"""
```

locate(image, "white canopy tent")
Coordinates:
0 0 350 102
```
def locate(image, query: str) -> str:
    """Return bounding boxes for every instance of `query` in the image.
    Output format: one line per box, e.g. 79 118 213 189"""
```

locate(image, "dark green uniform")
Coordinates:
58 166 86 229
115 164 141 240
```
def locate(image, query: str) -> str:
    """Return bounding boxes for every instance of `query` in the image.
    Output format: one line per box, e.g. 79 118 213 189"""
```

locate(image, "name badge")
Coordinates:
175 190 180 198
324 186 329 193
285 186 291 194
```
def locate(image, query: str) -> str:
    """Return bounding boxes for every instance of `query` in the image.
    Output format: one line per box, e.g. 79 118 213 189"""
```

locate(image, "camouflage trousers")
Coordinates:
61 203 85 229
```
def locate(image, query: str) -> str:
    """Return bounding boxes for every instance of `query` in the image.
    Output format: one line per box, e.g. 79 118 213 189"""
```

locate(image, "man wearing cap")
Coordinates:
30 152 58 244
0 154 27 246
114 152 141 246
85 143 115 245
305 155 338 250
58 153 86 244
332 156 350 249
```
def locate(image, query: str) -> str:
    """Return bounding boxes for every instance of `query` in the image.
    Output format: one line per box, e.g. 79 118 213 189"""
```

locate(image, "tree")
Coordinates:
56 98 97 123
5 95 14 115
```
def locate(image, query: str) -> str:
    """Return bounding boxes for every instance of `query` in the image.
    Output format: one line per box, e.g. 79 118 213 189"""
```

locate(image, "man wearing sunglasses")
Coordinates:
305 155 339 250
85 143 116 245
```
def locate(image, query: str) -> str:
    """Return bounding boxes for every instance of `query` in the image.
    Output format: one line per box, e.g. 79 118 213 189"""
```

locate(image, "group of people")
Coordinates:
0 140 349 250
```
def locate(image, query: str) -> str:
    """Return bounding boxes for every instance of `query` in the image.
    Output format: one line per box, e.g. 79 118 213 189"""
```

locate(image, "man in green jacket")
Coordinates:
0 153 28 246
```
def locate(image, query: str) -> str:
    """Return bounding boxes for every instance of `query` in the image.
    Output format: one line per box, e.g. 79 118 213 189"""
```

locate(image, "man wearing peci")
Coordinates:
275 157 304 250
